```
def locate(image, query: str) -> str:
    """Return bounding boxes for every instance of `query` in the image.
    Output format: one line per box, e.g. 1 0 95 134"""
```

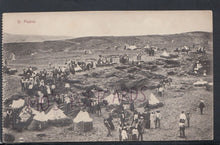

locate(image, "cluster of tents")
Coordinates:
4 95 93 133
103 91 162 109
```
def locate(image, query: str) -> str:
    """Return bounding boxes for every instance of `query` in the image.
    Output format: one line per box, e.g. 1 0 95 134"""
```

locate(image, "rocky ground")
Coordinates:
2 33 213 142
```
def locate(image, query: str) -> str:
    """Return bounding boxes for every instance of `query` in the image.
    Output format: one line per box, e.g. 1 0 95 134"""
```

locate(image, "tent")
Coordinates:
75 64 83 72
138 92 163 109
27 109 48 131
11 53 16 61
19 106 32 123
11 99 25 109
73 110 93 132
144 44 150 49
149 93 160 105
160 51 170 58
104 94 120 105
125 44 137 50
183 46 190 51
193 80 208 87
46 104 72 127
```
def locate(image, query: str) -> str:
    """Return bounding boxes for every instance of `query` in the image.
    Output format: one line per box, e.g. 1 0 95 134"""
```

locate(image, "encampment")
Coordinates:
73 110 93 132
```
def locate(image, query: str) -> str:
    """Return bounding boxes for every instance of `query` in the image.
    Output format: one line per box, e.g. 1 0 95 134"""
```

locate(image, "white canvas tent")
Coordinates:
125 44 137 50
161 51 170 57
73 110 93 132
19 107 32 122
11 53 16 61
46 104 72 127
149 93 160 105
75 64 83 72
183 46 190 50
193 80 208 87
127 45 137 50
28 108 48 130
138 91 163 109
47 104 67 120
73 111 93 123
144 44 150 49
11 99 25 109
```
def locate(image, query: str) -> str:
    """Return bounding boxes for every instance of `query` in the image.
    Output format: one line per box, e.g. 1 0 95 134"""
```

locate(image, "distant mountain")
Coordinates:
3 33 74 43
3 31 212 57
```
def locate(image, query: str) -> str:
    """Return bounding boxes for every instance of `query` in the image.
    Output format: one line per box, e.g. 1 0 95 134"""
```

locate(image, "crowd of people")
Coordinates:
103 98 206 141
15 48 208 141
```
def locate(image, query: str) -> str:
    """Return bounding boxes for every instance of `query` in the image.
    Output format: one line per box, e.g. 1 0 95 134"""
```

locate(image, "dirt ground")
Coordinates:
3 48 213 142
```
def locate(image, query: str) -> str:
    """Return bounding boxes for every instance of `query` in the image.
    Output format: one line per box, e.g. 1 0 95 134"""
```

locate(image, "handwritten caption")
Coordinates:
17 19 36 24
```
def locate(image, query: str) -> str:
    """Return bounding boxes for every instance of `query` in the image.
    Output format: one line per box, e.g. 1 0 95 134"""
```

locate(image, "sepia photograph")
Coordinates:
2 11 213 142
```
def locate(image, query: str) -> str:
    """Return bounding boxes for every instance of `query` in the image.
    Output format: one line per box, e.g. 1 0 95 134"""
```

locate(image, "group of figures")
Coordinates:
7 44 209 142
103 99 206 141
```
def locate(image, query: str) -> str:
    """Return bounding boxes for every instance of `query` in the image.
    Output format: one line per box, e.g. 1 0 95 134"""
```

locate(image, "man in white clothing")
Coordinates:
179 111 186 138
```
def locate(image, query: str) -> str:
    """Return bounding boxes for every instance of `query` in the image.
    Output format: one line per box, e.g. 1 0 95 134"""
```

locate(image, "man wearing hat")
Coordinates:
137 116 145 141
199 100 205 115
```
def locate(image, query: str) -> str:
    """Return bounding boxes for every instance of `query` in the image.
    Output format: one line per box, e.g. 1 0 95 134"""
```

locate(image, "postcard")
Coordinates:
2 11 213 142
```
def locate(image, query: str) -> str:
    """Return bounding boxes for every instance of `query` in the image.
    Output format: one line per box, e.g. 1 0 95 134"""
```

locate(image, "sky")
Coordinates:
3 11 212 37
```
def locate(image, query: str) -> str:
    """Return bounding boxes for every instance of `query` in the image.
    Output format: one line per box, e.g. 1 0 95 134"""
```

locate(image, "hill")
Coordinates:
3 33 74 43
3 31 212 57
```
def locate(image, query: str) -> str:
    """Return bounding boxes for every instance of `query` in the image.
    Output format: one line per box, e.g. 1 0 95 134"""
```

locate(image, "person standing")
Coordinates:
132 126 139 141
120 111 126 126
155 111 161 128
20 77 25 92
137 116 145 141
121 127 128 141
179 111 186 138
180 111 186 123
104 118 112 137
130 100 134 112
199 100 205 115
179 120 186 138
145 110 151 129
150 111 156 129
131 111 139 126
119 123 122 141
186 112 190 127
